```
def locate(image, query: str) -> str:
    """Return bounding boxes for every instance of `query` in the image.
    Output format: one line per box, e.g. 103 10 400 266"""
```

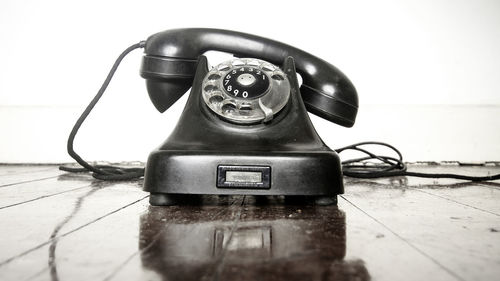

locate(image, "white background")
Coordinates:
1 0 499 163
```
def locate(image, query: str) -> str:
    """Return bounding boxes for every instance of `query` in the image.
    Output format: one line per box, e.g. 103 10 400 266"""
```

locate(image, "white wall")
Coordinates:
1 0 499 163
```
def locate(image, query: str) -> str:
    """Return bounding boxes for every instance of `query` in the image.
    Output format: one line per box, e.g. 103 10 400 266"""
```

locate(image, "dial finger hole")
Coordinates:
271 74 285 81
208 73 221 80
209 94 224 104
262 64 275 71
221 103 237 114
204 84 217 92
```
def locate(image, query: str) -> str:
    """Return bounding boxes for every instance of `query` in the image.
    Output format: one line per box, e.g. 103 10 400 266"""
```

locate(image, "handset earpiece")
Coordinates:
140 28 358 127
140 55 198 112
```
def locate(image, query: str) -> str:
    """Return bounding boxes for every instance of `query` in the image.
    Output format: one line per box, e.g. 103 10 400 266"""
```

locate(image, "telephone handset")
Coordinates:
140 28 358 127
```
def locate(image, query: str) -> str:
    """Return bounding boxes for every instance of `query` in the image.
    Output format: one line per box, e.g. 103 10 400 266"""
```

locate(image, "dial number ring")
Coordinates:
202 58 290 124
222 67 270 99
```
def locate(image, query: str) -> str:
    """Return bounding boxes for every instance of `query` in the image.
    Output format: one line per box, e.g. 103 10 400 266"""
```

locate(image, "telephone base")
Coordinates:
143 56 344 205
144 150 343 203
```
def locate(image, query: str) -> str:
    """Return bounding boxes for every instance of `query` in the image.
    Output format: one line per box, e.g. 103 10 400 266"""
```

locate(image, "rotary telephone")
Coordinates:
63 28 500 206
138 28 358 205
64 28 360 206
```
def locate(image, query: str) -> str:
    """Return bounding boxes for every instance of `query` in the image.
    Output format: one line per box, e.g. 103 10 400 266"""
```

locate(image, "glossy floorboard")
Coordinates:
0 164 499 281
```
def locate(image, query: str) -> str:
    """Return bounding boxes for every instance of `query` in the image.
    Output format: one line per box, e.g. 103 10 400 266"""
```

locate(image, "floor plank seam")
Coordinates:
412 189 500 217
0 167 55 177
22 266 49 281
345 180 483 190
0 175 62 188
47 185 106 281
0 184 93 210
339 195 466 281
101 249 142 281
477 182 500 191
101 198 240 281
0 195 149 267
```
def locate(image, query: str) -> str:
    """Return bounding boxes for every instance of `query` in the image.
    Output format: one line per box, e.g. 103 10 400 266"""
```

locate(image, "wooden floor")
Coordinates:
0 165 499 281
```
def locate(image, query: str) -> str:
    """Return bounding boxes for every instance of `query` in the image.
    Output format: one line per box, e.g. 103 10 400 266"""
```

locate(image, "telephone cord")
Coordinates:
59 41 146 180
335 142 500 181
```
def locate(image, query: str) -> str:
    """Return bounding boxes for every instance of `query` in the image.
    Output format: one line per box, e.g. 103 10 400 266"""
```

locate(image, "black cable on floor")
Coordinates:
60 42 500 183
59 41 146 180
335 141 500 182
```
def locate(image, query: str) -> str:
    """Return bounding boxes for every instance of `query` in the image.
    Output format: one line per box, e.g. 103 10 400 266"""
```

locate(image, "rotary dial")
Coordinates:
202 58 290 124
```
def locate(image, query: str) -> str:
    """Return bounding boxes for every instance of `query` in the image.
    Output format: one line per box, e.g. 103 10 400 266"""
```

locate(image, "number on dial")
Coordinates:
223 66 270 99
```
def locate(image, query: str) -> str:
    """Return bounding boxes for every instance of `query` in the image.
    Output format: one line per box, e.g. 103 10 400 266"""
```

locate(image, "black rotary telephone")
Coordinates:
139 28 357 205
63 28 500 206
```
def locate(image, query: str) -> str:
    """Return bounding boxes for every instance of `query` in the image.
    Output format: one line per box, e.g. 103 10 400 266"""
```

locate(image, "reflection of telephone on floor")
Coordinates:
138 201 367 280
60 28 500 205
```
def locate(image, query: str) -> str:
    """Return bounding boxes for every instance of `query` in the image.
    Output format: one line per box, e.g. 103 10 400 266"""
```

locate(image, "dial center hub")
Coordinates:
236 73 256 86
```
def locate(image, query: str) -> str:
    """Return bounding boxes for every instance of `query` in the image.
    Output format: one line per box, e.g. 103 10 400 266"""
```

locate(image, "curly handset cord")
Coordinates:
60 43 500 182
